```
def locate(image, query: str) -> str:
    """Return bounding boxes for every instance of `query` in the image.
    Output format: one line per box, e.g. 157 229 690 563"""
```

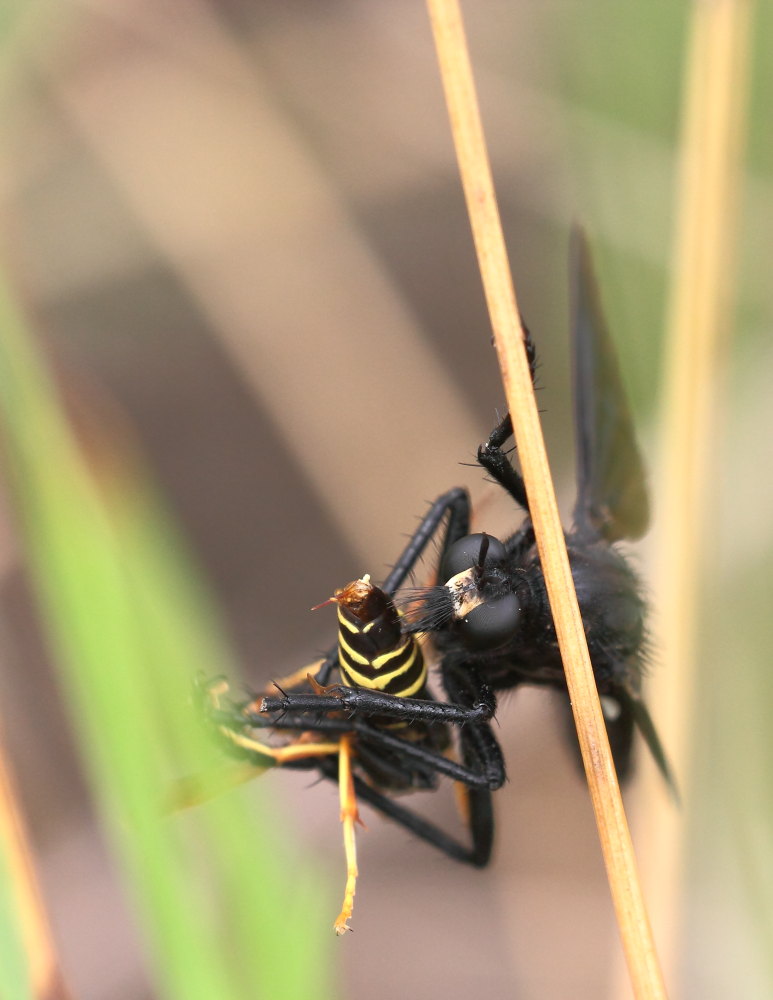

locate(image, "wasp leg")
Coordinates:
219 729 340 763
238 660 325 716
199 723 363 933
334 734 360 935
303 647 341 692
262 660 325 697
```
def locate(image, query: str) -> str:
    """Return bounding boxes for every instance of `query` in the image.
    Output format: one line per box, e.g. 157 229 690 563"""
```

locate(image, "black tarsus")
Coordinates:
475 320 538 514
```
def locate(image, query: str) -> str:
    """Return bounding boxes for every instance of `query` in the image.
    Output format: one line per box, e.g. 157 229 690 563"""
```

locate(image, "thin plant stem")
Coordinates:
0 728 71 999
425 1 667 996
644 0 753 979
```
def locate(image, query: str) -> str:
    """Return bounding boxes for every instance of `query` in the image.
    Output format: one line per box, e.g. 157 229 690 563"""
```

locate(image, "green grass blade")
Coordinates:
0 275 334 1000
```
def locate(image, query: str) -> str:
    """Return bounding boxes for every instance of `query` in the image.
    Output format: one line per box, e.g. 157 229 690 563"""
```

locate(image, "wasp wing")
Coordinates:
167 760 271 811
570 227 650 542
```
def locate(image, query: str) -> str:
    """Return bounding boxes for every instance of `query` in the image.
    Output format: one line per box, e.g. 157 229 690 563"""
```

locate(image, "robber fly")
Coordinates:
210 229 674 928
258 226 673 787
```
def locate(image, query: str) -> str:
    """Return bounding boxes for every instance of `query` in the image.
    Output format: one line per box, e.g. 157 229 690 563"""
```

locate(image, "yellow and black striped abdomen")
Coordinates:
332 577 427 699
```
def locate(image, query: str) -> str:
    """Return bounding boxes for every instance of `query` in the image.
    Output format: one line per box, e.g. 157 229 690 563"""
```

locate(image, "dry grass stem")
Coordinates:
0 732 71 999
426 1 667 996
644 0 753 976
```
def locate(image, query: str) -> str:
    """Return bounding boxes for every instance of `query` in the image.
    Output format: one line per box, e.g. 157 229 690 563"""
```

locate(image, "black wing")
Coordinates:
559 687 679 801
612 686 679 801
570 227 649 542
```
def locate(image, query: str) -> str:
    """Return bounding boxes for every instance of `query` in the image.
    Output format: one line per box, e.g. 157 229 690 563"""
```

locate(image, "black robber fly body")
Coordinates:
207 229 673 930
258 229 672 790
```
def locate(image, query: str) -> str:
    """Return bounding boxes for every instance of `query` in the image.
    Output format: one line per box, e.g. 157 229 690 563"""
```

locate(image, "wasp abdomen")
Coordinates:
333 577 427 698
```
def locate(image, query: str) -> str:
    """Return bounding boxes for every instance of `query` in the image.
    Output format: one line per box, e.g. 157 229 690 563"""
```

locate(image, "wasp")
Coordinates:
208 228 674 930
203 574 494 934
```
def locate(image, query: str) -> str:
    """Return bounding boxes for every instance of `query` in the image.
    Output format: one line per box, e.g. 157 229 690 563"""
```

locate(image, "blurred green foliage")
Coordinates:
0 276 334 999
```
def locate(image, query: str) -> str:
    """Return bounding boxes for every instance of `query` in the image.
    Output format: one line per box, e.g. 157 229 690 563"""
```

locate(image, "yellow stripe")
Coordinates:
338 629 372 666
371 638 412 670
337 607 360 635
339 643 425 692
394 666 428 698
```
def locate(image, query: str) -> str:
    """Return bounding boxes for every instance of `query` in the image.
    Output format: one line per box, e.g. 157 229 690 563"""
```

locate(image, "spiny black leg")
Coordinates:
442 661 506 790
315 758 492 867
351 740 435 789
521 317 538 385
353 722 501 789
296 718 497 787
259 683 496 730
457 783 494 867
381 487 470 595
440 662 501 864
454 725 497 865
226 702 501 789
477 414 529 512
477 320 539 513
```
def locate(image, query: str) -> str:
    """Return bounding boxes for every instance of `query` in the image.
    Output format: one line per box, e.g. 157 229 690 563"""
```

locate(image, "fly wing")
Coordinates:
570 227 650 542
613 686 679 803
559 686 678 801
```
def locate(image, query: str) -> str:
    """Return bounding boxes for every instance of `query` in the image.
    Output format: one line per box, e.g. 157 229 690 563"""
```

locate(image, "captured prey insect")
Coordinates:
204 574 496 934
258 227 676 809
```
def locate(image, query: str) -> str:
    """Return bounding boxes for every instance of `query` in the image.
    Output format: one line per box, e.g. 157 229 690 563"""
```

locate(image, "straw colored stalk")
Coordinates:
0 731 71 999
426 1 667 997
642 0 753 977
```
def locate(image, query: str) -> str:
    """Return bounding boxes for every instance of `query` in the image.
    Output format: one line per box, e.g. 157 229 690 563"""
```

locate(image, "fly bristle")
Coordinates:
396 586 455 634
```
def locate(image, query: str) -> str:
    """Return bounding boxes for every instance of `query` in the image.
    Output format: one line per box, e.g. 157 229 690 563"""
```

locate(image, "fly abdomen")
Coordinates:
333 576 428 698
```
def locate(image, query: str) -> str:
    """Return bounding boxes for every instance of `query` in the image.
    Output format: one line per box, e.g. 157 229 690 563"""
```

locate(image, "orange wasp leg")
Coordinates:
334 733 362 936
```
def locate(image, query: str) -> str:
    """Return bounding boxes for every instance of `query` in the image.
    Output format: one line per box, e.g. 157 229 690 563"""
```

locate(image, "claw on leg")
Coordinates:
309 674 343 696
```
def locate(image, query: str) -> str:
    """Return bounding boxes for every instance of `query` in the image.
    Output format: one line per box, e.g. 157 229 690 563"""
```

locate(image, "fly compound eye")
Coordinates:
459 593 520 651
440 532 506 583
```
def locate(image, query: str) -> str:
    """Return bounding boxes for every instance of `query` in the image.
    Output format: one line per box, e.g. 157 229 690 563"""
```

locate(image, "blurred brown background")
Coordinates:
1 1 770 998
